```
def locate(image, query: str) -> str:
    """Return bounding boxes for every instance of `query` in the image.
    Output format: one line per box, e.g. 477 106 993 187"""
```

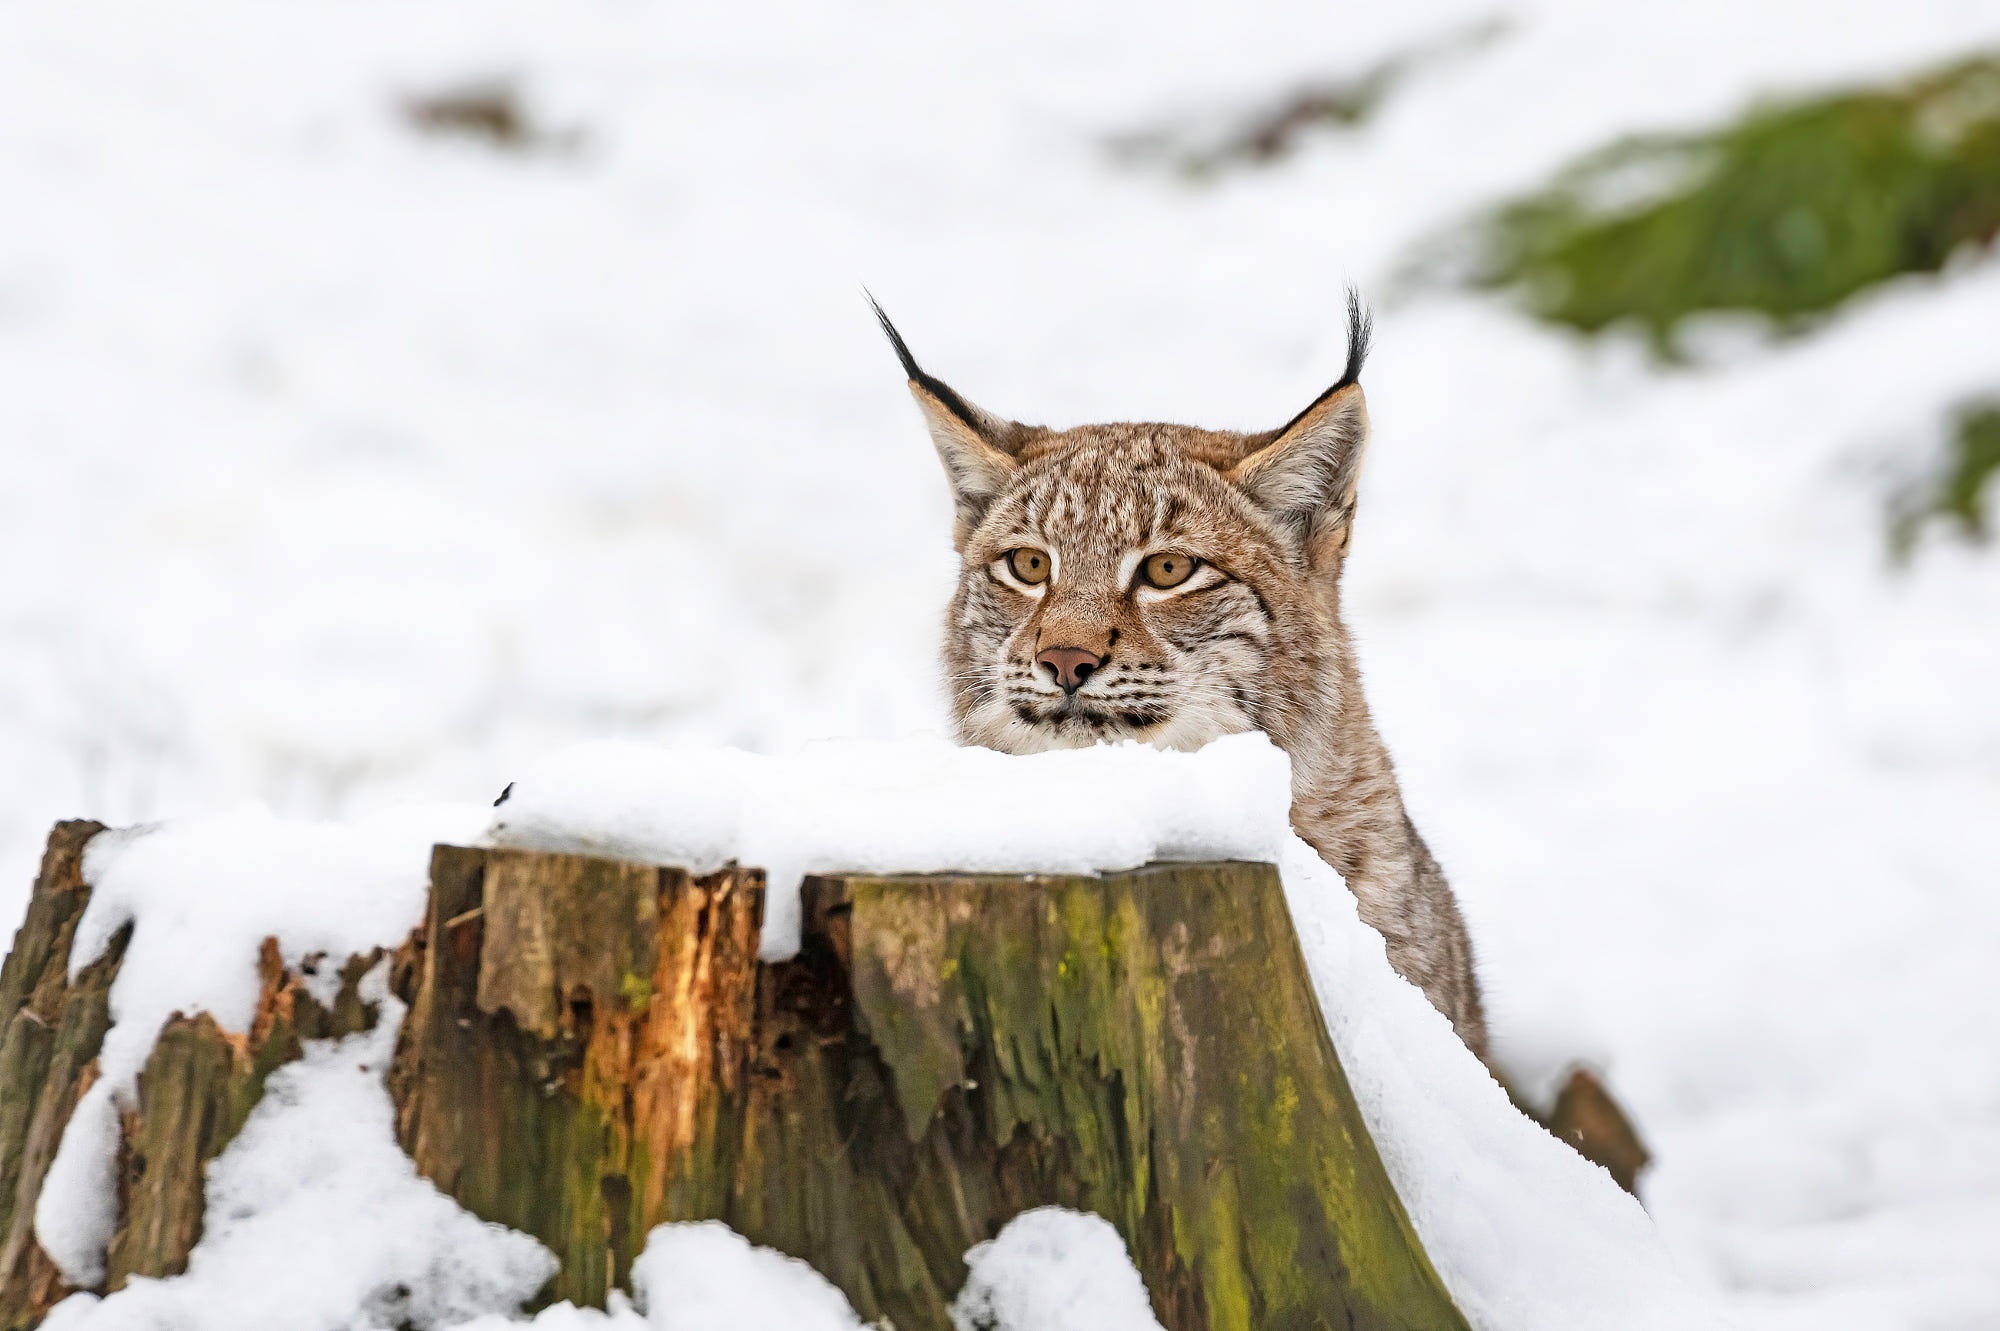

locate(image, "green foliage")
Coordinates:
1445 56 2000 352
1895 400 2000 555
1937 403 2000 537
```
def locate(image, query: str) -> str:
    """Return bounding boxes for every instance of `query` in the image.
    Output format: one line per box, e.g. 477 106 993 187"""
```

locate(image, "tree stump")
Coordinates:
0 821 114 1327
0 824 381 1328
389 845 1469 1331
0 826 1471 1331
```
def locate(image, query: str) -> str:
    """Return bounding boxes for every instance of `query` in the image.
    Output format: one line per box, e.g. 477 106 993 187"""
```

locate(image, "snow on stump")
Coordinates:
390 843 1469 1331
0 821 1470 1331
0 823 383 1328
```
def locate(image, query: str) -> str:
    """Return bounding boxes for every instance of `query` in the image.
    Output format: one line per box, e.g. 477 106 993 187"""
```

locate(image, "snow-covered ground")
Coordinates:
4 0 1999 1326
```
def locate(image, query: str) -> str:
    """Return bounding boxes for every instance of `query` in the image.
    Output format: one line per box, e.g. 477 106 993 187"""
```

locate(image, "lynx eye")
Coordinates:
1006 548 1052 585
1141 552 1198 589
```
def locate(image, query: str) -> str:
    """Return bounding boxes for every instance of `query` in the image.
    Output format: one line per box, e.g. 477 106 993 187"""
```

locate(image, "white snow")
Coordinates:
71 802 488 1091
4 0 2000 1325
1276 838 1701 1330
36 802 487 1286
951 1208 1166 1331
33 1084 123 1289
446 1212 1170 1331
444 1224 870 1331
485 732 1294 958
623 1223 865 1331
44 967 557 1331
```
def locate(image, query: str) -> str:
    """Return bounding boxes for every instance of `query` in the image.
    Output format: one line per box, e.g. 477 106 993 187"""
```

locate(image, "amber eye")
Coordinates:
1141 552 1198 589
1006 548 1052 585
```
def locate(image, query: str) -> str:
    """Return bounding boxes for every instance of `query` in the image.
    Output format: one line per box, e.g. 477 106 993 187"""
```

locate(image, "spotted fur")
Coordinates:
880 295 1487 1055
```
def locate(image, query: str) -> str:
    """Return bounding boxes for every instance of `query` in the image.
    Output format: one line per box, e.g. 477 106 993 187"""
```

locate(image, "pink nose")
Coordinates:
1036 646 1106 694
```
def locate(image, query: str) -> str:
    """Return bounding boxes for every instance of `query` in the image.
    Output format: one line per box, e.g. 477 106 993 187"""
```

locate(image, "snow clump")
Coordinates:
950 1207 1166 1331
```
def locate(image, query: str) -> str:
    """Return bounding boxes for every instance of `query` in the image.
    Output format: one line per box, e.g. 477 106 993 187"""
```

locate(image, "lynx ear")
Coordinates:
908 381 1019 546
871 296 1029 548
1229 294 1372 568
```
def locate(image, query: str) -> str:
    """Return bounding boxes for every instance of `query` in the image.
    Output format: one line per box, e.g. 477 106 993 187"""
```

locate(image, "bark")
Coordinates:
105 941 381 1290
0 824 379 1327
1546 1067 1650 1196
388 846 764 1309
1 824 1474 1331
390 846 1470 1331
0 821 117 1328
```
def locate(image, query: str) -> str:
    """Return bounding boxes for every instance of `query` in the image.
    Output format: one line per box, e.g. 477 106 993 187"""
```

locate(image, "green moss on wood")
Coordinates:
390 846 764 1310
392 846 1467 1331
819 865 1460 1331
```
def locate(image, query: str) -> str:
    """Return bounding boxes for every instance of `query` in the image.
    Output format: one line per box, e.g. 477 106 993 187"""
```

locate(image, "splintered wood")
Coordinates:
388 849 1467 1331
0 824 378 1328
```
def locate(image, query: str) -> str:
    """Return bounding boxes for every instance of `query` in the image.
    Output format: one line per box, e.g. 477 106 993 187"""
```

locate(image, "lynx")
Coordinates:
876 294 1487 1055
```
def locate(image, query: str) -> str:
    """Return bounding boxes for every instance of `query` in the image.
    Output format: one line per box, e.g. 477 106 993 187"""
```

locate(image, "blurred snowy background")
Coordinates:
3 0 1998 1326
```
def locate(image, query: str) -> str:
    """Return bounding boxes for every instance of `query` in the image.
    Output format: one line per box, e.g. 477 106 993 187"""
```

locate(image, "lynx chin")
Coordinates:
876 293 1486 1055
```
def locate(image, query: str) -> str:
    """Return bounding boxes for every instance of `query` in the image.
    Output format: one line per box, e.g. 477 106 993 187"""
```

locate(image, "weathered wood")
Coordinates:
0 820 117 1328
105 941 381 1290
389 846 1470 1331
1546 1067 1650 1196
389 846 764 1308
0 824 382 1325
2 824 1476 1329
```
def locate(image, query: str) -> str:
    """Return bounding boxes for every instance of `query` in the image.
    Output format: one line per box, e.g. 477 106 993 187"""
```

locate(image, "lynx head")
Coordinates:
879 294 1374 756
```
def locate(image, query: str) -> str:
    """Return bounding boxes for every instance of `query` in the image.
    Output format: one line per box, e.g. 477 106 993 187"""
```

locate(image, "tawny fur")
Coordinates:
878 297 1487 1056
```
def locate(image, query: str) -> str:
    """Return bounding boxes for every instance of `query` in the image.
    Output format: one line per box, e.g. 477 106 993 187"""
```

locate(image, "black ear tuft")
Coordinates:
866 290 923 380
1272 287 1372 439
866 293 988 434
1339 286 1373 391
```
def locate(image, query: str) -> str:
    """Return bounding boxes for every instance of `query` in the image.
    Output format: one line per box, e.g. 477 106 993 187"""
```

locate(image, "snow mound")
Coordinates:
445 1223 869 1331
951 1207 1165 1331
631 1222 865 1331
485 731 1295 959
